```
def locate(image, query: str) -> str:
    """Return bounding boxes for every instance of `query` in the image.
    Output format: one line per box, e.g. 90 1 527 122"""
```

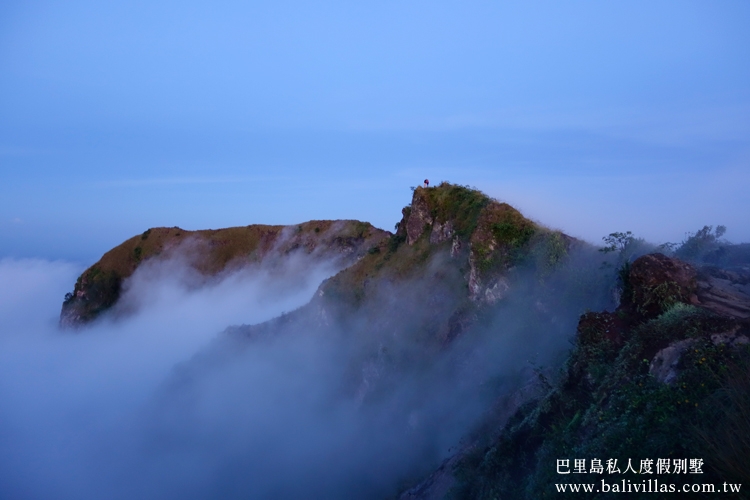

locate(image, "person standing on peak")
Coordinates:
423 179 429 188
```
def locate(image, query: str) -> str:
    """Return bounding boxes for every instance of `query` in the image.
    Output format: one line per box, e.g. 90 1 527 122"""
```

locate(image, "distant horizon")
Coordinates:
2 173 748 265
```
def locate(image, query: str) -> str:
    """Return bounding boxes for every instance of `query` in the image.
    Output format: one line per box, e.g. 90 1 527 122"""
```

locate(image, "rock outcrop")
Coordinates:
396 184 576 306
648 338 698 385
625 252 750 320
405 191 435 245
628 252 698 317
695 266 750 318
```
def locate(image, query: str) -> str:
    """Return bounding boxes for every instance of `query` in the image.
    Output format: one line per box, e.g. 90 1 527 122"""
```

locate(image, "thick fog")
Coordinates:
0 254 347 499
0 245 615 500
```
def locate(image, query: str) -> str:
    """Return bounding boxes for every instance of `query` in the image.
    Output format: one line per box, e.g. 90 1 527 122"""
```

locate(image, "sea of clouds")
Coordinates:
0 244 613 500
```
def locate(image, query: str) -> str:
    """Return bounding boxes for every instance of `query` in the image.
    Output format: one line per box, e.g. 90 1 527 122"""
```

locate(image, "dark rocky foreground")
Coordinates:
405 252 750 500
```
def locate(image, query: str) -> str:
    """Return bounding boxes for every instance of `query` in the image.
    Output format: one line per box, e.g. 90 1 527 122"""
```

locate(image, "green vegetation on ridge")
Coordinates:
417 183 490 238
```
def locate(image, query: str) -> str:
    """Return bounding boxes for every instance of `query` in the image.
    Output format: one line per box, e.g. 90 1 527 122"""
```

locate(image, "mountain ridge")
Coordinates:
226 183 589 345
60 182 579 329
60 219 389 326
53 182 750 499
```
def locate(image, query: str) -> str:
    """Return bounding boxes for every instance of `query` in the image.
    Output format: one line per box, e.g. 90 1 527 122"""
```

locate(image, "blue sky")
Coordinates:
1 1 749 262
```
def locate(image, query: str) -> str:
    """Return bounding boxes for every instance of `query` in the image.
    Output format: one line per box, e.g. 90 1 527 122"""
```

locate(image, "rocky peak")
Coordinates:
398 183 489 247
393 183 576 307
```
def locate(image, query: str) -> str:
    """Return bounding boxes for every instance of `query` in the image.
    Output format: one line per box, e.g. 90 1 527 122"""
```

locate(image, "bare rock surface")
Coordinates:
694 267 750 319
649 339 697 385
406 192 434 245
430 220 454 244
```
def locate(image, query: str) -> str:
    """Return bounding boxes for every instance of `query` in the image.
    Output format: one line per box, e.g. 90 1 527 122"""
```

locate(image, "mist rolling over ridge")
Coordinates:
1 185 620 499
1 181 749 499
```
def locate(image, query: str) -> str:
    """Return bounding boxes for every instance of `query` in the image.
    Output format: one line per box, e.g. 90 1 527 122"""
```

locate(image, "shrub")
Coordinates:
675 225 726 261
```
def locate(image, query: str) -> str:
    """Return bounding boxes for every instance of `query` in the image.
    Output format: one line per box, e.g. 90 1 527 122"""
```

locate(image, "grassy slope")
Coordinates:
61 220 387 325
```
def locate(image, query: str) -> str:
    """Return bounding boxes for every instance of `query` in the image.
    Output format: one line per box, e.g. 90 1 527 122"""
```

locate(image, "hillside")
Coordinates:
152 183 617 498
60 220 389 326
411 251 750 499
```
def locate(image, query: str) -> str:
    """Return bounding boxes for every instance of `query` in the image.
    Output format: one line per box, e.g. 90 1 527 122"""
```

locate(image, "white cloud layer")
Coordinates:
0 243 615 499
0 256 347 499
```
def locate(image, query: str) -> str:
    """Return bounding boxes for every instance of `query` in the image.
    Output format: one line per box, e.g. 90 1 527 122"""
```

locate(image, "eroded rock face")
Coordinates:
404 188 458 246
396 185 572 309
467 255 506 304
430 220 454 244
450 237 462 258
629 253 698 317
467 252 511 304
402 187 522 304
483 278 510 304
406 192 434 245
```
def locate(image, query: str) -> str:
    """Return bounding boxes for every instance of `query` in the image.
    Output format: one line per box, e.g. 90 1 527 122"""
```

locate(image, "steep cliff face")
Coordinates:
60 220 389 327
